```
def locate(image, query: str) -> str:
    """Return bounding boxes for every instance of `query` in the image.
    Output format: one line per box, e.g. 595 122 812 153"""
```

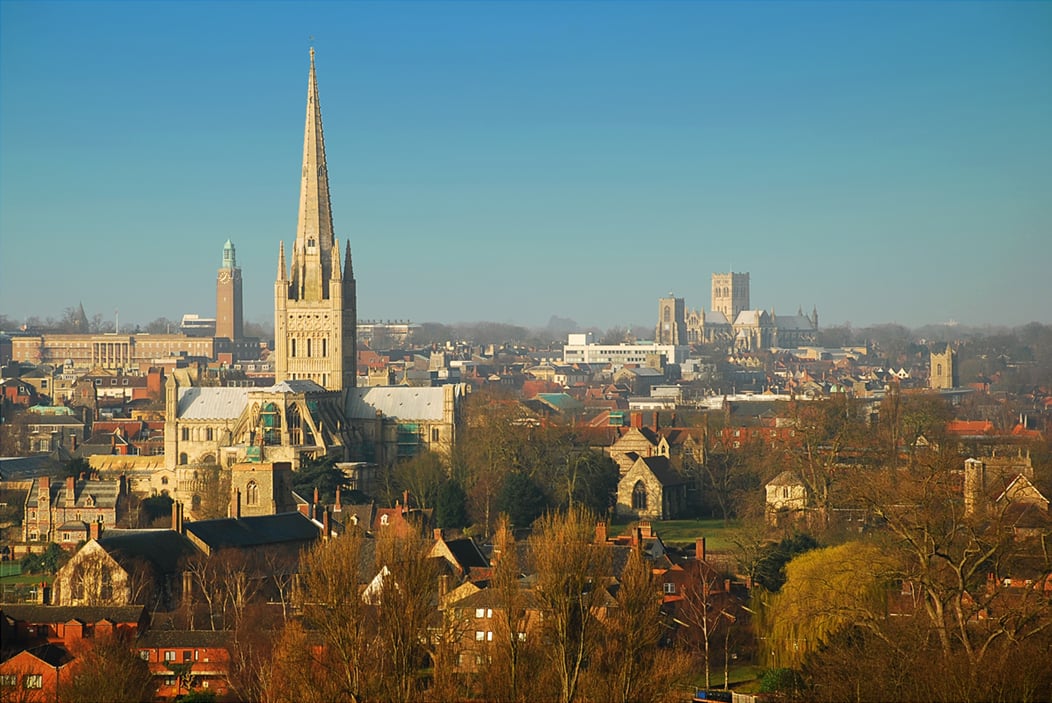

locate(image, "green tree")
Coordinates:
760 542 896 668
498 472 547 529
291 454 351 505
434 479 469 529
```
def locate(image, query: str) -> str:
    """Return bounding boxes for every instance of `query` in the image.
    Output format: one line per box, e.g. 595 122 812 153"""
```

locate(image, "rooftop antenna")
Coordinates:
115 308 119 334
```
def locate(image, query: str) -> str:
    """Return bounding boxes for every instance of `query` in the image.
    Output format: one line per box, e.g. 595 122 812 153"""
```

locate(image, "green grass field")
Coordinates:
609 517 743 551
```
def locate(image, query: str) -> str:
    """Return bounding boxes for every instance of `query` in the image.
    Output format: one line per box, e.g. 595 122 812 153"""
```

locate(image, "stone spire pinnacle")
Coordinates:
290 47 336 301
277 240 287 281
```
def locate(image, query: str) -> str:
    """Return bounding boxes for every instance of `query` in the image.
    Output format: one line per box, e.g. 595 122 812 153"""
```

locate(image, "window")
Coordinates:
246 480 259 506
161 476 168 485
380 514 389 526
487 631 493 641
206 428 214 441
164 650 176 662
140 650 151 661
475 631 485 642
632 481 648 511
183 651 192 662
432 428 440 443
0 674 17 687
181 428 190 441
291 339 296 357
663 582 676 595
23 675 43 689
475 608 485 619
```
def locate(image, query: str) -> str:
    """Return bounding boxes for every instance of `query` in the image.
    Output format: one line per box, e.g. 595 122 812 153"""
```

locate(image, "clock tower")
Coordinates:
216 239 243 341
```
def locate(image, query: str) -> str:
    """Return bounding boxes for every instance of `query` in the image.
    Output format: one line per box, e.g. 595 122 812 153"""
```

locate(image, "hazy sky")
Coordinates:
2 1 1050 333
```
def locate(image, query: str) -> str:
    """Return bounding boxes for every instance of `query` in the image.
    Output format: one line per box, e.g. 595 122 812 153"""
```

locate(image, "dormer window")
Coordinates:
380 514 389 526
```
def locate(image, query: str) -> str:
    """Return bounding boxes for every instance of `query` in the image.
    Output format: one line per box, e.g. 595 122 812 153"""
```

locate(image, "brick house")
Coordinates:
137 630 232 701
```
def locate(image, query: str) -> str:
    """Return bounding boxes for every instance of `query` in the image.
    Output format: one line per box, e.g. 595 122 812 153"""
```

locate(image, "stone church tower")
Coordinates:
275 49 357 391
712 272 749 323
930 344 958 389
655 295 686 345
216 239 243 341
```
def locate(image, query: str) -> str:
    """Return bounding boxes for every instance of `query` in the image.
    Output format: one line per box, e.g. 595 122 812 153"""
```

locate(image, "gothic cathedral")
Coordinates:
274 49 357 391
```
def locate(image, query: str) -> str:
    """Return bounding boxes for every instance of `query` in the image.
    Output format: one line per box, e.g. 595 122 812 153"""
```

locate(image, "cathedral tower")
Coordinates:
216 239 243 341
712 272 750 323
275 49 357 391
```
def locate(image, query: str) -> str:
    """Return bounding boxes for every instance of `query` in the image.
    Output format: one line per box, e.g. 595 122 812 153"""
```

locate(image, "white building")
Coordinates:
562 333 689 367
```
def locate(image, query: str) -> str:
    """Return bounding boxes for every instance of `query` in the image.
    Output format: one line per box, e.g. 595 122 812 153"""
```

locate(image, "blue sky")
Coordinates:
2 1 1050 333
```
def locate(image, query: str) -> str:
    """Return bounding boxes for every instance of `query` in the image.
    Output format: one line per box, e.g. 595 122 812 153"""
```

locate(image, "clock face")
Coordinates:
218 270 231 283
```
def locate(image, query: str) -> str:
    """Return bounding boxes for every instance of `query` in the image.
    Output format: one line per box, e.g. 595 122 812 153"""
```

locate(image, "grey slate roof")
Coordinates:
266 380 327 394
185 512 320 550
0 604 146 625
177 387 249 420
96 529 199 574
346 386 448 421
137 630 232 648
25 478 121 509
637 456 687 486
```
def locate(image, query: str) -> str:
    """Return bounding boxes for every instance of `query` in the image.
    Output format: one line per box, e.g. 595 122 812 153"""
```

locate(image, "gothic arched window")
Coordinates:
246 480 259 506
632 481 648 510
663 307 671 322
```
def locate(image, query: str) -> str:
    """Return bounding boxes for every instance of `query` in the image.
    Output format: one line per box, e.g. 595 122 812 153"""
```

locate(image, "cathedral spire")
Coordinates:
291 47 336 300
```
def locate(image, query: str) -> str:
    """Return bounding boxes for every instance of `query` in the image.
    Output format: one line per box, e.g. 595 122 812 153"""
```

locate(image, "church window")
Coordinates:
206 428 214 441
632 481 648 510
322 338 327 357
936 364 942 376
291 339 297 357
663 307 671 322
432 428 440 443
181 428 190 441
179 453 188 465
100 568 112 600
380 514 389 526
307 339 312 357
246 481 259 506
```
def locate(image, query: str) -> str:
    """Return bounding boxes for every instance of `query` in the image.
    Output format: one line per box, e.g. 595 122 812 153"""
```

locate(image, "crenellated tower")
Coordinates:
275 49 357 391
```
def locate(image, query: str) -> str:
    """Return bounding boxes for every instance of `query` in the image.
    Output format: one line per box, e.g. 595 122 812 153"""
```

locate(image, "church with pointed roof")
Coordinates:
274 48 357 392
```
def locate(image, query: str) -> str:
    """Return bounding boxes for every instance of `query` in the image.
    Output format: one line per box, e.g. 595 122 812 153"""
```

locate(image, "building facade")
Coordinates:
274 49 357 391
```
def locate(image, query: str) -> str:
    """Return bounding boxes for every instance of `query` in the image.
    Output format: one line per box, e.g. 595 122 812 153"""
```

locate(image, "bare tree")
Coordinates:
529 507 611 703
373 532 441 703
59 632 153 703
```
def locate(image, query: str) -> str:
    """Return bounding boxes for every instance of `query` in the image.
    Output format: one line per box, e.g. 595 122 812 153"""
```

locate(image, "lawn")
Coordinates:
609 517 743 551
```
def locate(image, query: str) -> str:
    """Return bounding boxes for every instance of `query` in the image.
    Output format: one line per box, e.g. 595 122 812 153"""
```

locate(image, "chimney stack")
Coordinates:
89 520 101 541
696 537 706 562
595 521 607 544
653 412 660 431
66 476 76 507
335 485 342 511
323 509 331 539
433 528 444 541
172 502 184 533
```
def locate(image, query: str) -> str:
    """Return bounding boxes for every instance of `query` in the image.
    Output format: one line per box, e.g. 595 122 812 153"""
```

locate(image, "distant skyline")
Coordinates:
2 1 1050 333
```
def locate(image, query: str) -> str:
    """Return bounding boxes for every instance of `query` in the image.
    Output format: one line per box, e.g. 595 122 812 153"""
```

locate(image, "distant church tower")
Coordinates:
656 295 686 345
216 239 243 341
275 49 357 391
712 272 750 323
930 344 958 389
